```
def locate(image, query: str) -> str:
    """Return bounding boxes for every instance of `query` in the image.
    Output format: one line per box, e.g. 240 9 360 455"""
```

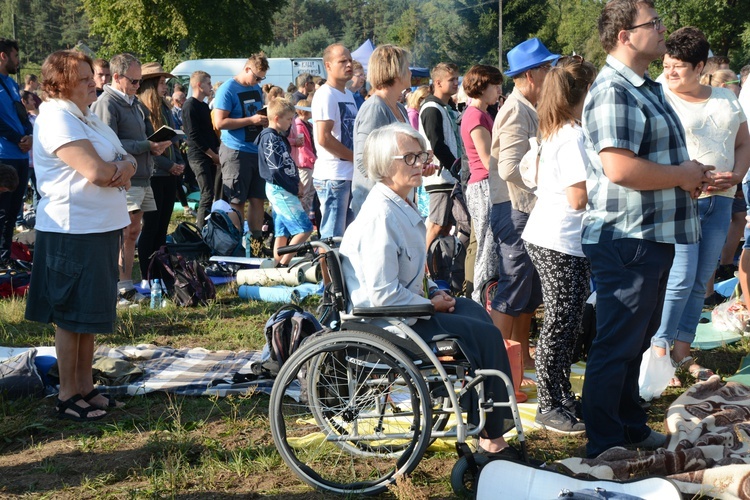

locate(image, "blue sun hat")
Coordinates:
505 38 560 78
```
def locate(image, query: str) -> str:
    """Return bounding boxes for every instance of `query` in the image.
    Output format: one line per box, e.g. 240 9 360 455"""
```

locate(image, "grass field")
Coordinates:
1 223 748 498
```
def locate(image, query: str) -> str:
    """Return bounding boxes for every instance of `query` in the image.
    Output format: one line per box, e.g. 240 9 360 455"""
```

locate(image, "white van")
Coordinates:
170 57 326 95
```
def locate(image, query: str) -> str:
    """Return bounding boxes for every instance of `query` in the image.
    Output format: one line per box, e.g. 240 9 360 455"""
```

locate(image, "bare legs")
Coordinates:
119 211 143 282
490 310 535 369
55 327 106 418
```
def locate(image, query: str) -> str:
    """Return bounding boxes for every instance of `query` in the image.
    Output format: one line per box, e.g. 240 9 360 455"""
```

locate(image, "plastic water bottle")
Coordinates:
160 282 167 308
150 279 162 309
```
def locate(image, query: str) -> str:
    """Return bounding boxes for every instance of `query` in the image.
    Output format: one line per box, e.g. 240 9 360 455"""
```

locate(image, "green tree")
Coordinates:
81 0 281 67
656 0 750 67
263 26 335 57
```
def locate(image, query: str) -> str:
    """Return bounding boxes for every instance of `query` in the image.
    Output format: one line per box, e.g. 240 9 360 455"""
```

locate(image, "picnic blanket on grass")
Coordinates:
95 345 272 396
556 376 750 499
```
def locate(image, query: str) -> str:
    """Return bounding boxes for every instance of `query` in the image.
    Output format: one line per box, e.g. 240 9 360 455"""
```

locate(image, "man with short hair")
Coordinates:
91 53 171 307
23 74 41 108
171 90 186 128
419 62 465 251
183 70 221 227
311 43 357 240
348 60 366 109
213 53 270 256
581 0 711 457
291 72 314 105
488 38 558 375
92 58 111 97
0 38 32 269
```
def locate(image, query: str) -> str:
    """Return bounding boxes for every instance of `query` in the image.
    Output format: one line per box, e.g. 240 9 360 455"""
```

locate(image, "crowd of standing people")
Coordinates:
1 0 750 459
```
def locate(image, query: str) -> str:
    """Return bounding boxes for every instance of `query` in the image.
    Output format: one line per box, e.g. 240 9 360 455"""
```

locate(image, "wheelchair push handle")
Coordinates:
277 237 342 255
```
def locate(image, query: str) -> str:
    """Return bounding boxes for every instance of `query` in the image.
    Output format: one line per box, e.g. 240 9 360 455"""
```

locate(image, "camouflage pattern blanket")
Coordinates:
556 376 750 499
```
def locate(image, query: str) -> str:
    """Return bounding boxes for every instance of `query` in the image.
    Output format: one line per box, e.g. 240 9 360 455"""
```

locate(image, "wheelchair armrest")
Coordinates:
351 304 435 317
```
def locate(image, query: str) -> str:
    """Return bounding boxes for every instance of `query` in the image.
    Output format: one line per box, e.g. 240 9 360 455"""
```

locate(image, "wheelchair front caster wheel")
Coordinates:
450 453 489 496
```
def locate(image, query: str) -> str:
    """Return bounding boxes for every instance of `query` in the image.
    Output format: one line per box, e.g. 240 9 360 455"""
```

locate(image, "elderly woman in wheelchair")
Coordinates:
269 122 522 496
340 122 517 456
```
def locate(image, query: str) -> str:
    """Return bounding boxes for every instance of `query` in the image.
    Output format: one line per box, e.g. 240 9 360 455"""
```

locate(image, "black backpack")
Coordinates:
147 246 216 307
427 235 466 294
260 304 324 376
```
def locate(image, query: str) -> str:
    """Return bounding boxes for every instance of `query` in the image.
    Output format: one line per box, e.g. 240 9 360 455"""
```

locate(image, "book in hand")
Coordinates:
148 125 185 142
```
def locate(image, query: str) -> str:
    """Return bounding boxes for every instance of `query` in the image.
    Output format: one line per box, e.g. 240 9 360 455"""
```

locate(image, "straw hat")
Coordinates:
141 62 175 80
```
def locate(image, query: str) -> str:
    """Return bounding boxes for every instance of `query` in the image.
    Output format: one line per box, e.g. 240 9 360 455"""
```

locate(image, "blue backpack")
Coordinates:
201 210 244 256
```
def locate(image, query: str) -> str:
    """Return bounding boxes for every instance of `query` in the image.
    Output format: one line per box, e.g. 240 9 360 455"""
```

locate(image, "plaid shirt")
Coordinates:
581 55 699 245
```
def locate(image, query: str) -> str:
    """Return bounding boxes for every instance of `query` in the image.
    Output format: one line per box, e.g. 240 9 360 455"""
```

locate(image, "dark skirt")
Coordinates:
411 297 514 439
25 229 121 334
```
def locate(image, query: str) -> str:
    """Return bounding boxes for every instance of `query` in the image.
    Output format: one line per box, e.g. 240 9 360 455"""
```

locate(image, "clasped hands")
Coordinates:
430 290 456 313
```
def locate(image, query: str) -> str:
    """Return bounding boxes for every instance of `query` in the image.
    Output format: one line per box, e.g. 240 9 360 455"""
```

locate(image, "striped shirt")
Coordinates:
581 55 699 245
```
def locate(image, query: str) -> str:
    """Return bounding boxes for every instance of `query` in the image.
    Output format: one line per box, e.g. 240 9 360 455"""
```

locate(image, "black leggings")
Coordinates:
139 175 179 279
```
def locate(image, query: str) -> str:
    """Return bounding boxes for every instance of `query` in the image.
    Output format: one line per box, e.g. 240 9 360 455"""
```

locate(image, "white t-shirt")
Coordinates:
522 123 588 257
33 105 130 234
663 85 746 198
311 84 357 181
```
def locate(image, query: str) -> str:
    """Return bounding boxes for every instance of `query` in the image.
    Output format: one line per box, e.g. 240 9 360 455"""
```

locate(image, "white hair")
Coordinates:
364 122 426 182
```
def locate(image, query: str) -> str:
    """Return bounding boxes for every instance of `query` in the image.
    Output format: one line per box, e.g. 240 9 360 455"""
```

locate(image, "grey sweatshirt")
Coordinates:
91 85 152 186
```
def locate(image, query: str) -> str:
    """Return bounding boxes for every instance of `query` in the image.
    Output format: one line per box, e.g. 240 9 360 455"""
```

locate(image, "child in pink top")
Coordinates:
291 100 316 216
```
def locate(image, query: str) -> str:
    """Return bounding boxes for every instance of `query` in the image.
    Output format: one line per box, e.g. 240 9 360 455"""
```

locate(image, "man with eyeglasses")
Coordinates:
212 53 270 257
92 53 171 307
488 37 558 377
580 0 712 458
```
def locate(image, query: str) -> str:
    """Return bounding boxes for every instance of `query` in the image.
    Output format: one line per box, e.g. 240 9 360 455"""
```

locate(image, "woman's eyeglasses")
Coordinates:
393 152 430 166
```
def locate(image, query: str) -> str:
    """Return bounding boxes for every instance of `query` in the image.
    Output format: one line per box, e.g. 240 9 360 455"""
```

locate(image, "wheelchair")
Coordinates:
268 239 528 496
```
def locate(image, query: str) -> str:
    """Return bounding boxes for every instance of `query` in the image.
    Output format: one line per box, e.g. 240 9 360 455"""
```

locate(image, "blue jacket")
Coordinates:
0 74 31 159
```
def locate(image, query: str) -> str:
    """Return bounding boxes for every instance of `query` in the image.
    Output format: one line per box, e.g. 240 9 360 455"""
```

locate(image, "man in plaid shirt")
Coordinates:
580 0 713 458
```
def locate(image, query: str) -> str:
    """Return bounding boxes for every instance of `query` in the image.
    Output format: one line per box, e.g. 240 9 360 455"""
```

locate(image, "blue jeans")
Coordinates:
654 196 732 346
313 179 354 239
582 238 674 457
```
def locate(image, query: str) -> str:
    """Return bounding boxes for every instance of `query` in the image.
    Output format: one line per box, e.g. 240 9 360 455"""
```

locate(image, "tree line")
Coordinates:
0 0 748 78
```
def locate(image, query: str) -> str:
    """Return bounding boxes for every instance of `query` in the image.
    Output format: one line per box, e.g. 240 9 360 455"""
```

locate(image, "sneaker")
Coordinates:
535 407 586 435
627 429 666 449
140 279 150 291
562 397 583 421
117 288 148 309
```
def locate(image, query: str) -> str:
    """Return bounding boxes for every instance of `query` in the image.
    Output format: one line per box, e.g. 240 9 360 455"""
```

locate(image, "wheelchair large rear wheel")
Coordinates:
269 331 432 496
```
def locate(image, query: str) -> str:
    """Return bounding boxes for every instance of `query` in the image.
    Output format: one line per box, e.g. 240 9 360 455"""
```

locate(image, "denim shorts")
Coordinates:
313 179 354 238
266 184 313 238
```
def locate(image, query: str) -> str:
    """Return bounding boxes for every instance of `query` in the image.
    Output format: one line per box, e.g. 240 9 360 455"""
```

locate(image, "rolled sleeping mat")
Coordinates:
258 256 308 269
296 262 322 283
238 285 301 304
236 267 305 287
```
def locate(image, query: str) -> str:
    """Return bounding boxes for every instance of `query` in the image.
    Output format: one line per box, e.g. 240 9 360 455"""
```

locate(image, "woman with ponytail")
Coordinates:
521 55 596 434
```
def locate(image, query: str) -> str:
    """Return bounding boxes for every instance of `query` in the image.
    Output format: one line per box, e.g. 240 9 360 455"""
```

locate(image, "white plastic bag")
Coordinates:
638 338 676 401
711 286 750 334
519 137 540 190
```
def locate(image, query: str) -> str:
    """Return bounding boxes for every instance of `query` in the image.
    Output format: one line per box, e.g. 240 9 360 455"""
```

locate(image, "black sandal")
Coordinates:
55 395 106 422
82 388 123 410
